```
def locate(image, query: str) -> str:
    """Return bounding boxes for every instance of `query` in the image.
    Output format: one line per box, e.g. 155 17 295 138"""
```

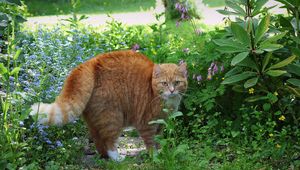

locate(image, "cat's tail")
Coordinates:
30 60 96 125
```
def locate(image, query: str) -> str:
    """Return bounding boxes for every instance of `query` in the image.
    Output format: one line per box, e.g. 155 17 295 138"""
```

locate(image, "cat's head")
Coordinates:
152 63 188 100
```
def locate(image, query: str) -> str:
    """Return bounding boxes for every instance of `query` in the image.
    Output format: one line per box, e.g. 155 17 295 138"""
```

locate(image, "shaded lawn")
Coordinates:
25 0 156 16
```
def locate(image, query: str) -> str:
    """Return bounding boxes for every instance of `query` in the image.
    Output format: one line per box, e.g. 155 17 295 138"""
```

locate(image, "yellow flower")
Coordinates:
276 144 281 148
269 133 274 137
274 91 278 96
248 88 255 94
279 115 286 121
222 77 225 80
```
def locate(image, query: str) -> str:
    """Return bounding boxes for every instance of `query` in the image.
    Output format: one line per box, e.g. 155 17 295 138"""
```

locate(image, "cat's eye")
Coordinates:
161 82 168 86
174 81 180 86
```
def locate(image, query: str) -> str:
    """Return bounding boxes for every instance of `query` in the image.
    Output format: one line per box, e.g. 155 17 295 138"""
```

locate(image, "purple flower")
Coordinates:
195 29 202 35
213 64 218 74
175 2 181 10
176 21 180 27
196 75 202 81
132 44 140 51
183 48 190 53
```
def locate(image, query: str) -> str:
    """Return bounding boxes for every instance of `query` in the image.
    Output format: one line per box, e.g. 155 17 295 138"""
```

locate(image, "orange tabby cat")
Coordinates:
30 50 188 161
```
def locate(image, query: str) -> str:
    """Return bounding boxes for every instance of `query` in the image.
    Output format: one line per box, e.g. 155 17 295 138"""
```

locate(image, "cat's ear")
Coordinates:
153 64 161 78
178 62 188 78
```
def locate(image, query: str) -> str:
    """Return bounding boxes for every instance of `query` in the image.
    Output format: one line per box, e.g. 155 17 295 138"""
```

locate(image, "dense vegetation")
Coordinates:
0 0 299 169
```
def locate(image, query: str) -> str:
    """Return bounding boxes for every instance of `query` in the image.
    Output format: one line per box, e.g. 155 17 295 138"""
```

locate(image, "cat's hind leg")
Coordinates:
86 110 124 161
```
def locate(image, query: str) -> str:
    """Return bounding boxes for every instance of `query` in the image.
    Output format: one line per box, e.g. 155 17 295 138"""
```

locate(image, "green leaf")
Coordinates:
286 86 300 97
13 49 21 60
231 22 250 46
268 55 296 70
255 14 270 44
252 0 268 16
216 45 248 53
287 78 300 87
213 39 243 48
225 0 246 16
224 67 242 78
231 52 249 66
263 103 271 111
0 63 8 75
10 67 20 75
286 63 300 76
222 71 256 84
244 77 258 88
266 70 287 77
260 32 287 46
262 52 272 72
245 95 268 102
148 119 167 126
217 10 239 15
260 43 283 52
237 57 259 71
267 93 278 104
169 111 183 119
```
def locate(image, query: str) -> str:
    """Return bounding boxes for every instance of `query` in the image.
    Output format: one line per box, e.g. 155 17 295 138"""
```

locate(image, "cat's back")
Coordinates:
84 50 157 120
92 50 153 73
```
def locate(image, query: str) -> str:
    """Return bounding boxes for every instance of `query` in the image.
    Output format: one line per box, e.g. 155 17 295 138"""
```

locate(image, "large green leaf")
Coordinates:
260 32 287 46
217 10 239 15
266 70 287 77
225 67 243 78
222 71 256 84
216 45 248 53
255 14 270 44
244 77 258 88
231 22 250 46
260 43 283 52
262 52 272 72
286 86 300 97
231 52 249 66
213 39 243 48
287 78 300 87
237 57 259 71
287 63 300 76
252 0 268 16
225 0 246 16
268 55 296 70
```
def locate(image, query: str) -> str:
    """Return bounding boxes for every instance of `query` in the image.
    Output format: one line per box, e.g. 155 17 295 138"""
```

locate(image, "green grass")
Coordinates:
203 0 225 7
25 0 156 16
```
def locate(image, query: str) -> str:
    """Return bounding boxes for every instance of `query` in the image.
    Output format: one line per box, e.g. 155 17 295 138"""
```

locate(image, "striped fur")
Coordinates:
30 50 188 160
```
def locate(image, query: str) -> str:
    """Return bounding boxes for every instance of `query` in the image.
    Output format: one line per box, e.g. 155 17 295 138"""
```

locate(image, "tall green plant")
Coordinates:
216 0 298 100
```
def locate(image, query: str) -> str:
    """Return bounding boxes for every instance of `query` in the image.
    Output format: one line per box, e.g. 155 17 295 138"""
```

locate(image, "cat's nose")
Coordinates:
169 86 175 93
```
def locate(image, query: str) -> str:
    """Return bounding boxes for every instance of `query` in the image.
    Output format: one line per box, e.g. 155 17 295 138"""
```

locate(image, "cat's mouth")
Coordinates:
161 92 180 100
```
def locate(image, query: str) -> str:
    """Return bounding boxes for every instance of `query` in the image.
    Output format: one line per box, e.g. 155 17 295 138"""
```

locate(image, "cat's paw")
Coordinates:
107 150 125 162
